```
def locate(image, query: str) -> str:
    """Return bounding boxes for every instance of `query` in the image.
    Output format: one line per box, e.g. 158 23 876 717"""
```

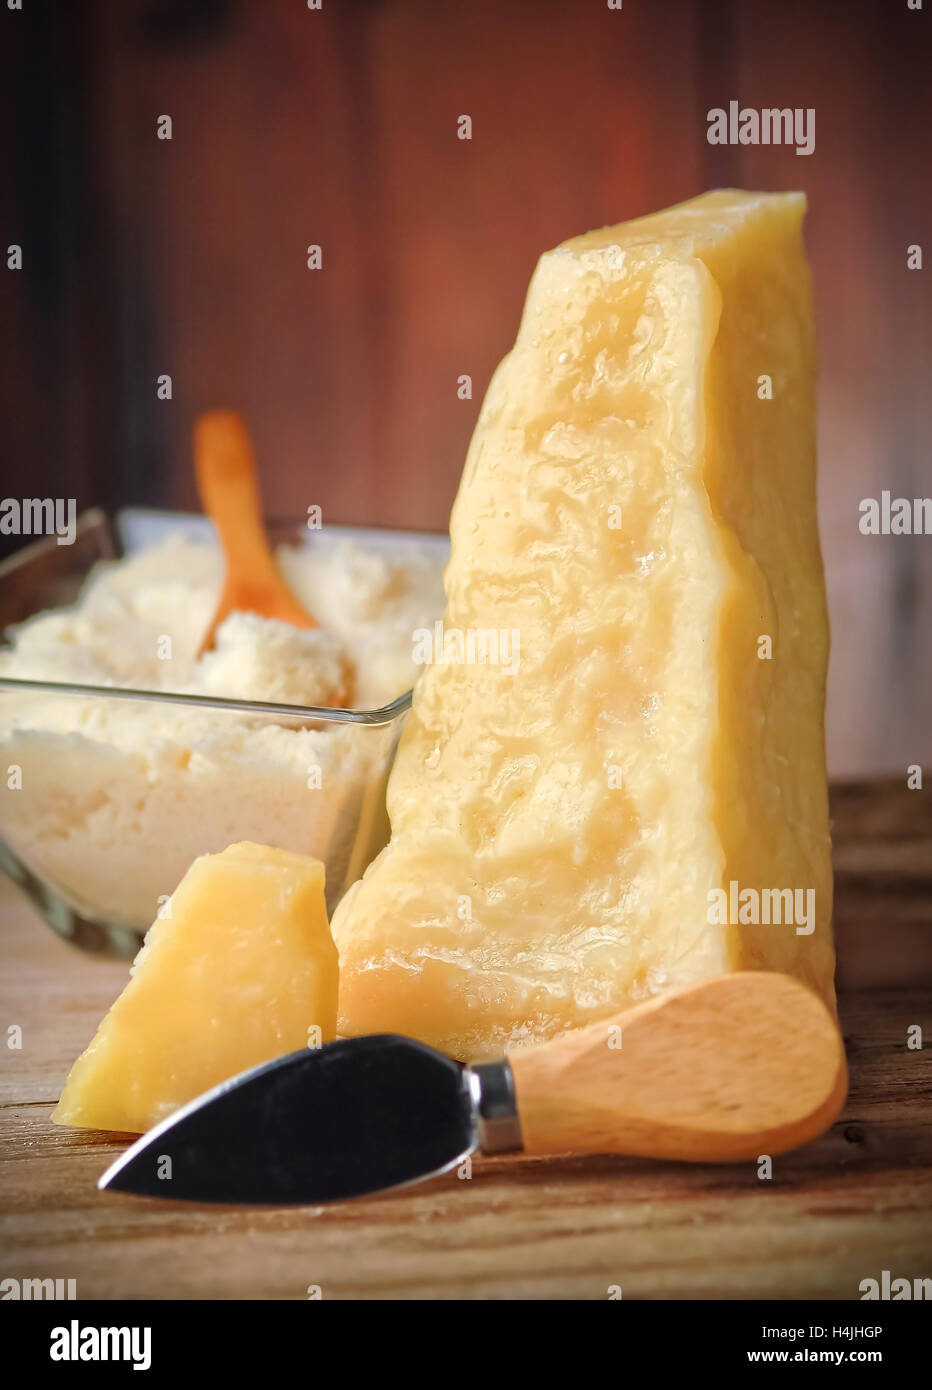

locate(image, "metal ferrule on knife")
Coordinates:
466 1060 523 1155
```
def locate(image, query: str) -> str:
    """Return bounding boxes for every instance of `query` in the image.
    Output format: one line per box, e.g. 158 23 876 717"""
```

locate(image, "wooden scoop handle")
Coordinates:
507 972 847 1162
195 412 276 578
194 411 318 650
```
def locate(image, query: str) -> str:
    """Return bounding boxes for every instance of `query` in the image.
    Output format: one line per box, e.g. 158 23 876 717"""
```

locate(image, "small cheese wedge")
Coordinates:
333 190 834 1060
53 842 337 1133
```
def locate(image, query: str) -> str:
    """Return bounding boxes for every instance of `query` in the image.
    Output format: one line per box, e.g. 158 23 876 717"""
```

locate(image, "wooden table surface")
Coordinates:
1 780 930 1300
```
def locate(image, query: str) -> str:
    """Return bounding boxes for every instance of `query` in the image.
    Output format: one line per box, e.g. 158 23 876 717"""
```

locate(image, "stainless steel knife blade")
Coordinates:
99 1035 492 1205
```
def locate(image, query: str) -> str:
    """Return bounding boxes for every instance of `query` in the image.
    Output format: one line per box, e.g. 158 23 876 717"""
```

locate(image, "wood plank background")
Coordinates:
1 0 930 778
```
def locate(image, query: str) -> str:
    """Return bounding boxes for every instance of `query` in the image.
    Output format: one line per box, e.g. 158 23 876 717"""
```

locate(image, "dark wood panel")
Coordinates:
0 1 124 536
361 0 706 528
85 0 708 531
727 0 932 785
1 0 930 778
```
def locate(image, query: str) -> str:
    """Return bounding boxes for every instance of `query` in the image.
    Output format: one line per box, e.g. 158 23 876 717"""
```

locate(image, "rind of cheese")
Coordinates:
332 190 834 1060
53 843 337 1132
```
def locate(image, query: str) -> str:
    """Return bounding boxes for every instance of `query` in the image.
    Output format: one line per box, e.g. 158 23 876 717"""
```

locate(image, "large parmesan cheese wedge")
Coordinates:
333 190 834 1060
53 843 337 1132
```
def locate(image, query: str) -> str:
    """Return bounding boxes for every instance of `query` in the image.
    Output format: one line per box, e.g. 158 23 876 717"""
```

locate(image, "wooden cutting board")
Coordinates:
1 780 929 1300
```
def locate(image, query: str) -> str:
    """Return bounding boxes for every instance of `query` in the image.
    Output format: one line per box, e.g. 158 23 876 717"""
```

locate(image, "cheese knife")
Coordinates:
99 972 846 1205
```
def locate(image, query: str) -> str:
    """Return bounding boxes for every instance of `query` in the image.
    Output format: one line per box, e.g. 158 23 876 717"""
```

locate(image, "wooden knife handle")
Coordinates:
507 972 847 1162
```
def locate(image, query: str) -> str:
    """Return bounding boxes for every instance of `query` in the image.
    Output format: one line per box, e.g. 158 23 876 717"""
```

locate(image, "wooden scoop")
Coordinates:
505 972 847 1161
194 411 319 656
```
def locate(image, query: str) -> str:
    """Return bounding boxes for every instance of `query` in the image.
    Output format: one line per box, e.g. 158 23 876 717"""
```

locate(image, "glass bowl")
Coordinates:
0 509 447 958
